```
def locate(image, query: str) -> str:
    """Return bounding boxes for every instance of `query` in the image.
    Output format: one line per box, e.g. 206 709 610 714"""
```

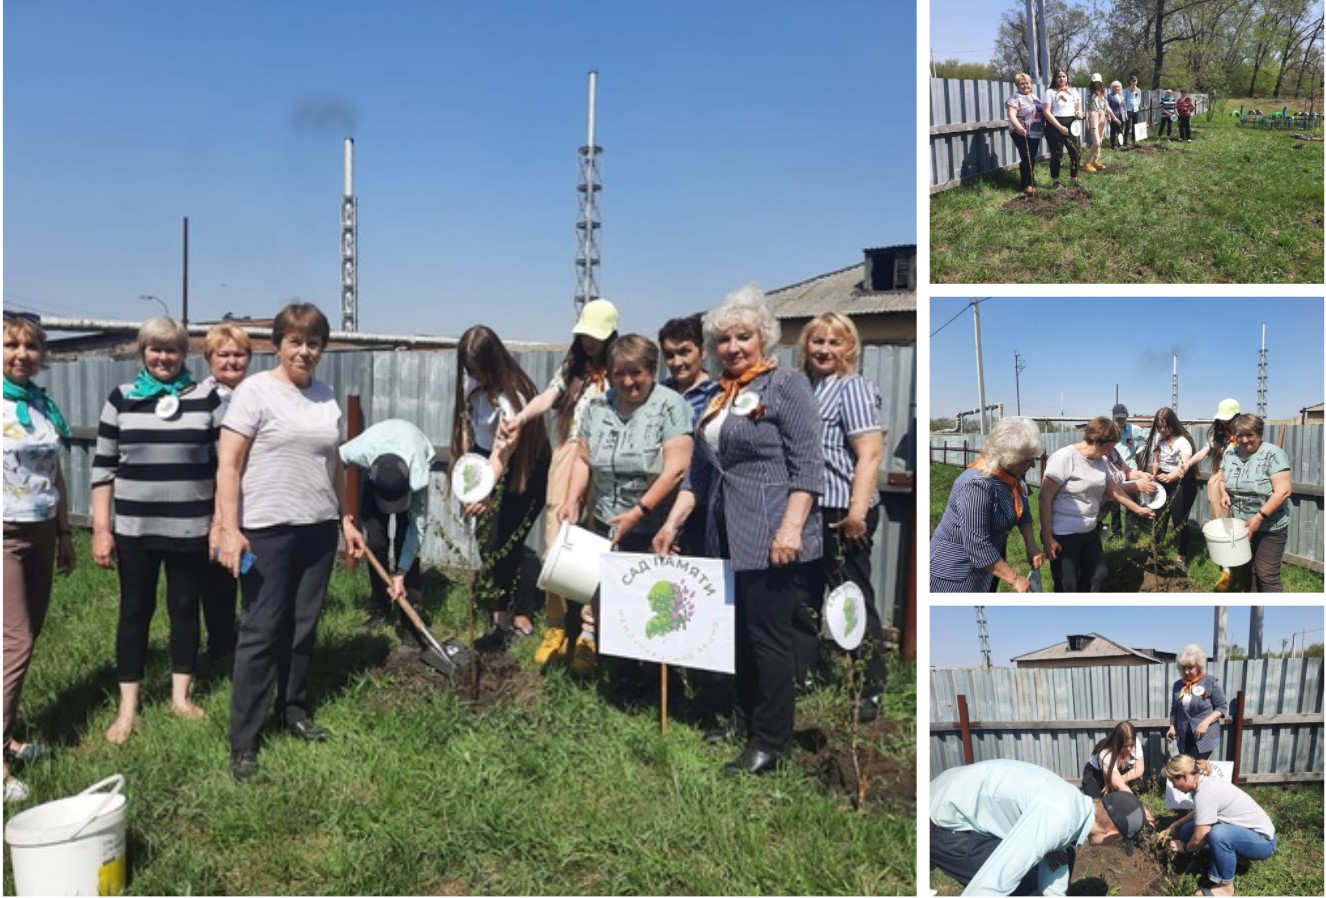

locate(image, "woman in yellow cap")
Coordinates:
502 299 618 672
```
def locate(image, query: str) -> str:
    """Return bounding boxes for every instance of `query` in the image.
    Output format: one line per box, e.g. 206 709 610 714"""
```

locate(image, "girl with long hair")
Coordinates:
1082 720 1144 798
1185 399 1241 590
1146 407 1198 572
452 326 552 651
500 300 618 668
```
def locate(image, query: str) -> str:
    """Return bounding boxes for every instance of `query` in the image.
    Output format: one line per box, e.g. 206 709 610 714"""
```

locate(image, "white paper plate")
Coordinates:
451 452 496 504
1069 120 1082 137
1170 112 1179 121
1145 481 1167 510
823 581 867 651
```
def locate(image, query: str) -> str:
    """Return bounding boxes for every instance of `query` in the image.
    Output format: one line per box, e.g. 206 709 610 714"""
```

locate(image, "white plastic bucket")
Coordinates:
1202 517 1252 567
5 774 128 896
537 521 612 603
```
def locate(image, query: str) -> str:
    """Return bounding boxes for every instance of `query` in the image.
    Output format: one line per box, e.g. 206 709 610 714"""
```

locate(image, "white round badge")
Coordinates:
823 581 867 651
155 394 180 419
731 392 760 417
451 452 496 504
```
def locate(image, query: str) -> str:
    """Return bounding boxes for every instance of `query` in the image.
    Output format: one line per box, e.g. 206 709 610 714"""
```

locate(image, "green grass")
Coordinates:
2 532 916 895
930 463 1325 593
930 100 1324 283
930 776 1324 896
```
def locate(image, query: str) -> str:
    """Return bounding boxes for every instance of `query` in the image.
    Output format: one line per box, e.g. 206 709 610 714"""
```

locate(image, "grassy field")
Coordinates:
930 775 1324 896
930 99 1324 283
1 532 916 896
930 463 1325 593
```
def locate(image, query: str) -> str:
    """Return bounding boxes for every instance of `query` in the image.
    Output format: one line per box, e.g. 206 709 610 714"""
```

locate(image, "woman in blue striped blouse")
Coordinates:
930 417 1044 592
796 313 887 722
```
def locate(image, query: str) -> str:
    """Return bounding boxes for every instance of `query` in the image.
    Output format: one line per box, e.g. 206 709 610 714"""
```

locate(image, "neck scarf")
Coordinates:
126 367 195 400
698 359 776 428
584 362 607 392
3 376 71 438
969 455 1023 519
1178 672 1203 698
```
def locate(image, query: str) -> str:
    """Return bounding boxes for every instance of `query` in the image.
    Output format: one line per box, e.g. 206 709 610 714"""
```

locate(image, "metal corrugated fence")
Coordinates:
930 423 1325 568
930 659 1324 783
44 343 915 628
930 77 1209 191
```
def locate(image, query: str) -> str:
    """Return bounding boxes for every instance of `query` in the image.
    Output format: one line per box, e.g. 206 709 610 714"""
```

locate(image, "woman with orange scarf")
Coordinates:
930 416 1045 592
653 284 824 776
1167 644 1228 760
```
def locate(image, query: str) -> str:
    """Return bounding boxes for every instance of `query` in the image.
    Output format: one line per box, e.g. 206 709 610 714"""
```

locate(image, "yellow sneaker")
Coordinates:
568 634 597 676
1083 162 1099 172
1214 571 1232 592
533 627 568 665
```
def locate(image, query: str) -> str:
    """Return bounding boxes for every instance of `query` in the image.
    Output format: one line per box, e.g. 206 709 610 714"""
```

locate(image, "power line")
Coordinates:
931 299 976 338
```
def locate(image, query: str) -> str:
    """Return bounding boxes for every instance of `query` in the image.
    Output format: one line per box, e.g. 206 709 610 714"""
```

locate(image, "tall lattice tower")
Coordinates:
340 138 358 332
1257 323 1268 416
975 606 992 669
574 70 602 315
1171 354 1179 415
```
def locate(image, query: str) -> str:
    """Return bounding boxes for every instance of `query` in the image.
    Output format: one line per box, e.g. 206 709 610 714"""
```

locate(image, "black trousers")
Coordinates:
818 506 887 696
478 455 548 619
1179 115 1192 140
200 561 237 659
1157 116 1174 138
229 521 337 752
1123 111 1137 145
736 561 823 756
1012 132 1041 190
1049 528 1104 592
931 822 1074 896
361 480 422 615
1157 473 1199 558
113 537 205 681
1108 118 1124 148
1045 115 1080 180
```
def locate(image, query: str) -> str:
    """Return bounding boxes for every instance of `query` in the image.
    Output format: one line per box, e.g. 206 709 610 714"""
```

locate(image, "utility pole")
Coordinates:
1212 606 1227 662
340 138 358 332
181 216 189 327
1248 606 1264 659
975 606 992 670
1171 354 1179 416
973 300 988 435
1257 323 1268 416
1014 350 1026 415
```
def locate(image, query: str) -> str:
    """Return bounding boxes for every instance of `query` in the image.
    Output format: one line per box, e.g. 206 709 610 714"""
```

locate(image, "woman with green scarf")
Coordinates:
3 315 75 803
91 317 224 745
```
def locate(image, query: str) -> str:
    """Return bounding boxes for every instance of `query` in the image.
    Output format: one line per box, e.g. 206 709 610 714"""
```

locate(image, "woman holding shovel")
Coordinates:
1005 72 1045 196
215 303 366 782
1043 69 1082 188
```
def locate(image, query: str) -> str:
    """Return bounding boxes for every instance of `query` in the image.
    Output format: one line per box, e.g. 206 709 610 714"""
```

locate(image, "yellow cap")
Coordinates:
572 299 619 341
1214 398 1241 420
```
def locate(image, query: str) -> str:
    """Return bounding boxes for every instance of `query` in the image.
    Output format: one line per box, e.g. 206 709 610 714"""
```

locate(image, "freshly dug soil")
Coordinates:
1003 189 1092 212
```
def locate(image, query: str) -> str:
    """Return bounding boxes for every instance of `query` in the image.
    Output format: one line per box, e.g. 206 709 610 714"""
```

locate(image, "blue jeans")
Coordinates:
1179 821 1277 883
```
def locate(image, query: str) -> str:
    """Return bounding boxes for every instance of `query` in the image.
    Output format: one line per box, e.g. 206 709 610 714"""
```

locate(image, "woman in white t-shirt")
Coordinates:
1040 417 1154 591
1161 754 1277 896
1146 407 1198 573
1042 69 1083 189
1082 720 1144 799
215 303 367 783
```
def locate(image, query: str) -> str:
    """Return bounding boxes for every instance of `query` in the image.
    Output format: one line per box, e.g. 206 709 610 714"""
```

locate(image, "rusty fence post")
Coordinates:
902 481 917 663
957 694 975 765
1231 690 1246 785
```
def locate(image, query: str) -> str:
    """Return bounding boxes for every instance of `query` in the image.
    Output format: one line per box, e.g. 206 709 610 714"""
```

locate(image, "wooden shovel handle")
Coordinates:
359 537 432 637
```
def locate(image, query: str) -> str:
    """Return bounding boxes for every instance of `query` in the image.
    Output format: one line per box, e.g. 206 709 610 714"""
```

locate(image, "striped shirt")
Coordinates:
930 466 1030 591
91 381 223 543
810 373 882 511
222 371 342 529
1160 94 1178 115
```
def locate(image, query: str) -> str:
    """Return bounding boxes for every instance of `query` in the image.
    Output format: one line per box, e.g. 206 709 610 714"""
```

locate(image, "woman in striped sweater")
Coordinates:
92 317 223 744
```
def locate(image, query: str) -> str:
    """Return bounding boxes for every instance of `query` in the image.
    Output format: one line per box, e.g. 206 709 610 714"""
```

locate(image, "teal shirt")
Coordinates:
576 385 692 536
930 759 1095 896
1221 442 1291 532
338 419 436 572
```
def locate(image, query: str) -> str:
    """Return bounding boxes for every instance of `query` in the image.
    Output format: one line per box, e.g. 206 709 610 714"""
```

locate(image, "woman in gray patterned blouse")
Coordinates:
654 284 825 776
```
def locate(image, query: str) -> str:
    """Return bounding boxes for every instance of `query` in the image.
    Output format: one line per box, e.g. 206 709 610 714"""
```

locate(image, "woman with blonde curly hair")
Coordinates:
1166 643 1228 760
1160 754 1276 896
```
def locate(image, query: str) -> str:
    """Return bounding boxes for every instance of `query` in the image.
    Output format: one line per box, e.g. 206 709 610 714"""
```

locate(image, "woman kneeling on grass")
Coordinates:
1160 755 1276 897
1082 720 1143 799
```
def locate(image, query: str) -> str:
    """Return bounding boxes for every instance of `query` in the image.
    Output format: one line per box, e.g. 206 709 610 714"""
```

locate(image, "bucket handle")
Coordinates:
66 774 126 841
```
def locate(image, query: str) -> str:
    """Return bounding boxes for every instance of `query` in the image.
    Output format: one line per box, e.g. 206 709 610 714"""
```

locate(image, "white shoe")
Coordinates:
4 775 29 803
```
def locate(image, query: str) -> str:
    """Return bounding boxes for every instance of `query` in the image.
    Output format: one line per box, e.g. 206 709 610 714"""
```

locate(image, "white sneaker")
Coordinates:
4 775 29 803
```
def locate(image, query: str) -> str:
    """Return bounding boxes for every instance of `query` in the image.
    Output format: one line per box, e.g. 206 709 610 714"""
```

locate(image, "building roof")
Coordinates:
764 245 918 320
1300 402 1324 413
1010 632 1167 664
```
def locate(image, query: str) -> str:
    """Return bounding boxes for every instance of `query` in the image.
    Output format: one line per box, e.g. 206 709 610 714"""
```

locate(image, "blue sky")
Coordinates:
928 0 1006 67
929 297 1324 421
3 0 915 342
931 605 1326 668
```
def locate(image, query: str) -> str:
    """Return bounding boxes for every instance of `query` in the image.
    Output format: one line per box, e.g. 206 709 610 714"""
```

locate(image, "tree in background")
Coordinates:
933 59 1001 80
991 0 1092 80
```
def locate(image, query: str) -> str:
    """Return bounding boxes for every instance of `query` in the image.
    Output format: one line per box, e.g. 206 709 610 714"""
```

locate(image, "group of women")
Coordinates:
1080 646 1275 897
1005 70 1195 195
2 284 895 793
930 399 1296 593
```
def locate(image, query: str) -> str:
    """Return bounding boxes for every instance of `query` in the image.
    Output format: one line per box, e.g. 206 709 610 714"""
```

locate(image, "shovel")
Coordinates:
360 538 472 677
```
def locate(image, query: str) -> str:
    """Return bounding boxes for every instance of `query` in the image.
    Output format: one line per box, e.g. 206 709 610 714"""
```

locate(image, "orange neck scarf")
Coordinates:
585 363 607 391
969 455 1023 519
698 360 776 427
1178 672 1203 698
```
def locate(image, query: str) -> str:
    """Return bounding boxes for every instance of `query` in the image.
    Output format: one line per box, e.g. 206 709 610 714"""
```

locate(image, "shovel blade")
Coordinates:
419 638 473 677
